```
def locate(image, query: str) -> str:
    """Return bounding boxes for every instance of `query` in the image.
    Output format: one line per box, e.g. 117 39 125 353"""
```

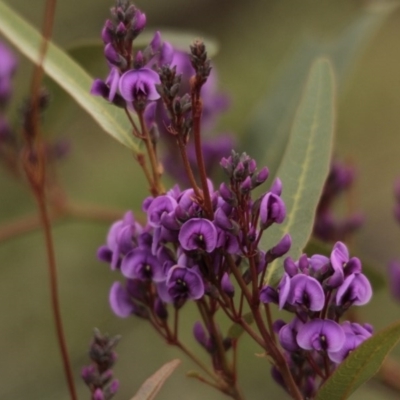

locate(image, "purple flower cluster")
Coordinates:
81 329 120 400
98 151 288 313
261 241 373 397
91 2 171 110
91 1 234 183
314 160 364 242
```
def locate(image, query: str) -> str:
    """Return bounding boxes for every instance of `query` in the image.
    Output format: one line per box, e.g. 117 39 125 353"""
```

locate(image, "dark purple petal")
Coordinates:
336 273 372 306
166 265 205 301
179 218 217 252
109 282 134 318
270 178 282 196
260 285 278 304
97 245 112 263
193 321 209 348
91 79 109 98
328 332 365 363
287 275 325 311
297 319 345 352
309 255 330 272
119 68 160 102
278 273 291 309
221 272 235 297
269 234 291 258
284 257 298 277
279 318 304 352
259 192 286 229
121 248 164 282
147 195 177 227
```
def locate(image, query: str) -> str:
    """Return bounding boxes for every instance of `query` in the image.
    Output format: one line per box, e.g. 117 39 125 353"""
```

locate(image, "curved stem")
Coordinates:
36 194 77 400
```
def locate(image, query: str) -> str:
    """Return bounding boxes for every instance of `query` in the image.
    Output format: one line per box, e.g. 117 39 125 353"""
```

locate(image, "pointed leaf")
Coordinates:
264 58 336 286
131 359 181 400
246 3 397 179
0 1 139 152
304 239 386 292
316 321 400 400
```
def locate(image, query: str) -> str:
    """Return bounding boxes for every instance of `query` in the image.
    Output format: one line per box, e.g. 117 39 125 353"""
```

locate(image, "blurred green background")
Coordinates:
2 0 400 399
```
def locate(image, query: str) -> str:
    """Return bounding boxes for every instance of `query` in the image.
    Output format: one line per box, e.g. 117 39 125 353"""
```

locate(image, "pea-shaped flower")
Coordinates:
179 218 217 252
157 265 205 305
287 275 325 311
119 68 160 104
259 192 286 229
297 319 345 354
336 273 372 307
121 248 164 282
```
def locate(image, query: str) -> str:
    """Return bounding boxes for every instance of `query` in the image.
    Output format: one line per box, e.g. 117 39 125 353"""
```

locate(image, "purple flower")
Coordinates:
297 319 345 353
328 322 372 363
259 192 286 229
179 218 217 252
221 272 235 297
328 241 347 287
336 273 372 307
147 195 178 227
279 317 304 352
388 260 400 301
109 282 135 318
157 265 204 304
119 68 160 103
121 248 164 282
287 275 325 311
97 211 141 270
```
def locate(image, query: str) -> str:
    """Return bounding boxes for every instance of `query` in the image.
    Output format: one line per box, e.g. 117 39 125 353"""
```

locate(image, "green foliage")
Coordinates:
263 58 335 286
130 359 181 400
0 1 139 152
304 239 386 292
245 4 397 180
316 321 400 400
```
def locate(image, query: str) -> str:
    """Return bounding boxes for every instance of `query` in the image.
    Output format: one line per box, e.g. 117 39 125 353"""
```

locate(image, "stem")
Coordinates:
191 93 213 218
138 111 164 195
176 135 202 200
264 304 276 344
36 194 78 400
0 203 128 244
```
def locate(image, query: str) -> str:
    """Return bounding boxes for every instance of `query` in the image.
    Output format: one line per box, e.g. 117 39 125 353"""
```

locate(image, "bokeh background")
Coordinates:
1 0 400 399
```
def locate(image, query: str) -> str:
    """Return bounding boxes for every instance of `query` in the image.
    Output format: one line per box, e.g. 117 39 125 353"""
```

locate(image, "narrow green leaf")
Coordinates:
246 3 397 180
0 1 138 152
264 58 336 286
227 312 254 340
131 359 181 400
316 321 400 400
304 239 386 292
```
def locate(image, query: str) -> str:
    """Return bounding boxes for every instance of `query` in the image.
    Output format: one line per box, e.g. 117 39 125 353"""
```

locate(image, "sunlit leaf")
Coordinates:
316 321 400 400
130 359 181 400
227 312 254 340
264 58 336 286
304 238 386 292
0 1 139 152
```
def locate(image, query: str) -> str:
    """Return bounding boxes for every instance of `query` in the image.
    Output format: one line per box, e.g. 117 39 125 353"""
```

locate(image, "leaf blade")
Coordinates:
264 58 336 285
0 1 138 152
316 321 400 400
131 359 181 400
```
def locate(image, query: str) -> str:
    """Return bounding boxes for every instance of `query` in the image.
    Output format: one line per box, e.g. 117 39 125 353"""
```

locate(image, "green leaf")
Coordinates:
227 312 254 340
304 239 386 292
131 359 181 400
0 1 139 152
246 3 397 180
264 58 336 286
316 321 400 400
